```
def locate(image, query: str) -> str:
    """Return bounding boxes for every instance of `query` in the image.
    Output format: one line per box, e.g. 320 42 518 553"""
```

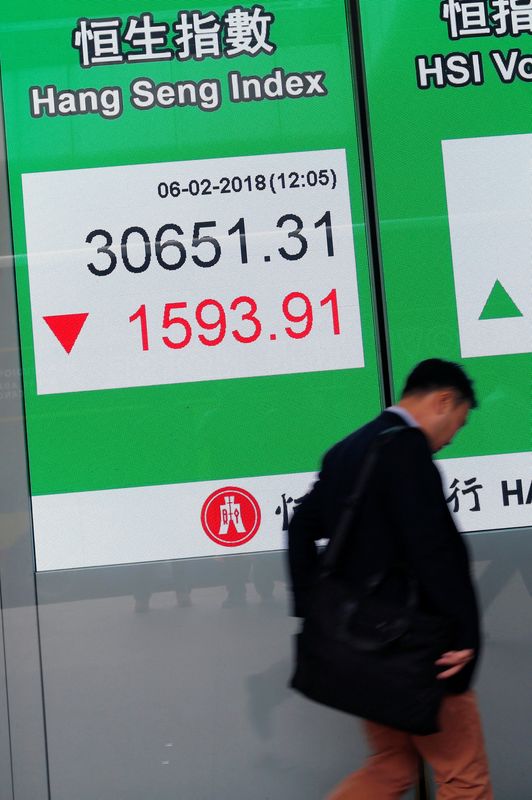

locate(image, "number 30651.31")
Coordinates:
85 212 335 276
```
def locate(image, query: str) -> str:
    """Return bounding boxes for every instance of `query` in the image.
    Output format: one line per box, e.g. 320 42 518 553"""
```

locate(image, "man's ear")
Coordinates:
434 389 455 414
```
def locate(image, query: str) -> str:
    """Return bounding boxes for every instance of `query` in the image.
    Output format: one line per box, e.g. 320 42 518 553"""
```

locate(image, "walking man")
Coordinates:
288 359 492 799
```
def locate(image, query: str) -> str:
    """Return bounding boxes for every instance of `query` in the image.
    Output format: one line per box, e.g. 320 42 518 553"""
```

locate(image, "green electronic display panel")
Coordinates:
0 1 382 569
359 0 531 533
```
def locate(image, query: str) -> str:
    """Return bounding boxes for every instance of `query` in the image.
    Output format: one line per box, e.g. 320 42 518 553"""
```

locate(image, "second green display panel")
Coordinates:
360 0 531 535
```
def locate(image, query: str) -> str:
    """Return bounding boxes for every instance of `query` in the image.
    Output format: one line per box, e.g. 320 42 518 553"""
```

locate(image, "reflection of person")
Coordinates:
478 554 532 617
288 359 492 799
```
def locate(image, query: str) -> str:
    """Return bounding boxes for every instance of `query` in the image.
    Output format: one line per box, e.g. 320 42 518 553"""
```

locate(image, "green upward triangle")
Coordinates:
479 279 523 320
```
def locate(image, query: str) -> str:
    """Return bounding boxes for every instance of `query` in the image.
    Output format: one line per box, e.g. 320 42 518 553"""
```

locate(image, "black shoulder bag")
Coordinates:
290 427 453 735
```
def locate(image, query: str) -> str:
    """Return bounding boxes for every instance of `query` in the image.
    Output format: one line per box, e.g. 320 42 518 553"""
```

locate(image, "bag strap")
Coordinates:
321 425 410 575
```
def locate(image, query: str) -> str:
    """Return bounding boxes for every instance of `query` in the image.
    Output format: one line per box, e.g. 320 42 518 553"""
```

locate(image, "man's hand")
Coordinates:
435 649 474 679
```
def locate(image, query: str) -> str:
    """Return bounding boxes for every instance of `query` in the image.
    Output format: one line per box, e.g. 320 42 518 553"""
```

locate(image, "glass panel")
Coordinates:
35 556 389 800
0 1 388 798
358 1 532 795
0 88 48 799
0 606 13 800
0 91 15 800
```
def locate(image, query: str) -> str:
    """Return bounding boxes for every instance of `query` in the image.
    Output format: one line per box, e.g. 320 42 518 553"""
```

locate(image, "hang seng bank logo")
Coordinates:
201 487 261 547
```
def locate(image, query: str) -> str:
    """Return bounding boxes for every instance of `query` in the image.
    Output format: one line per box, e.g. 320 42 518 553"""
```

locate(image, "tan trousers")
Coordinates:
326 691 493 800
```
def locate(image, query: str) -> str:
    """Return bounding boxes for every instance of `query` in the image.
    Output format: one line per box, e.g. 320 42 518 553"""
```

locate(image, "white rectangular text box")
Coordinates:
22 149 364 394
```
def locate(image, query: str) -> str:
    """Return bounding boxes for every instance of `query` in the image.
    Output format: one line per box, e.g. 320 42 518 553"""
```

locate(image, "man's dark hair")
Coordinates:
401 359 478 408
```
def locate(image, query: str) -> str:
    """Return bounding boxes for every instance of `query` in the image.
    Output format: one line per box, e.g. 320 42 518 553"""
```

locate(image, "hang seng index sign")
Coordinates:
1 1 382 570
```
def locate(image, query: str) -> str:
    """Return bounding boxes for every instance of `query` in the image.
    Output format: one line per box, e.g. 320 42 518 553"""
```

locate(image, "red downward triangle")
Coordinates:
43 313 89 354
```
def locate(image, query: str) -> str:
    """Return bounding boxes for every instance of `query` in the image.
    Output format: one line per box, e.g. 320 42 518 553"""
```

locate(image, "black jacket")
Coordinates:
287 411 481 693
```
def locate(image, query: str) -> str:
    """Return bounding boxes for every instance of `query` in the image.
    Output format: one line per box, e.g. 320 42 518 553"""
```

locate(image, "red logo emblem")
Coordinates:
201 486 261 547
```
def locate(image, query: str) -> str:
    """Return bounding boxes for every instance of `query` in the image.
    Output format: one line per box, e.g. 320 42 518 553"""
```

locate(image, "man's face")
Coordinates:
430 396 471 452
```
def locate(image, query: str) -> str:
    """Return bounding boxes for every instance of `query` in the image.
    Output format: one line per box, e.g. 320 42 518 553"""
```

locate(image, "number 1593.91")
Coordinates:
129 289 340 351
